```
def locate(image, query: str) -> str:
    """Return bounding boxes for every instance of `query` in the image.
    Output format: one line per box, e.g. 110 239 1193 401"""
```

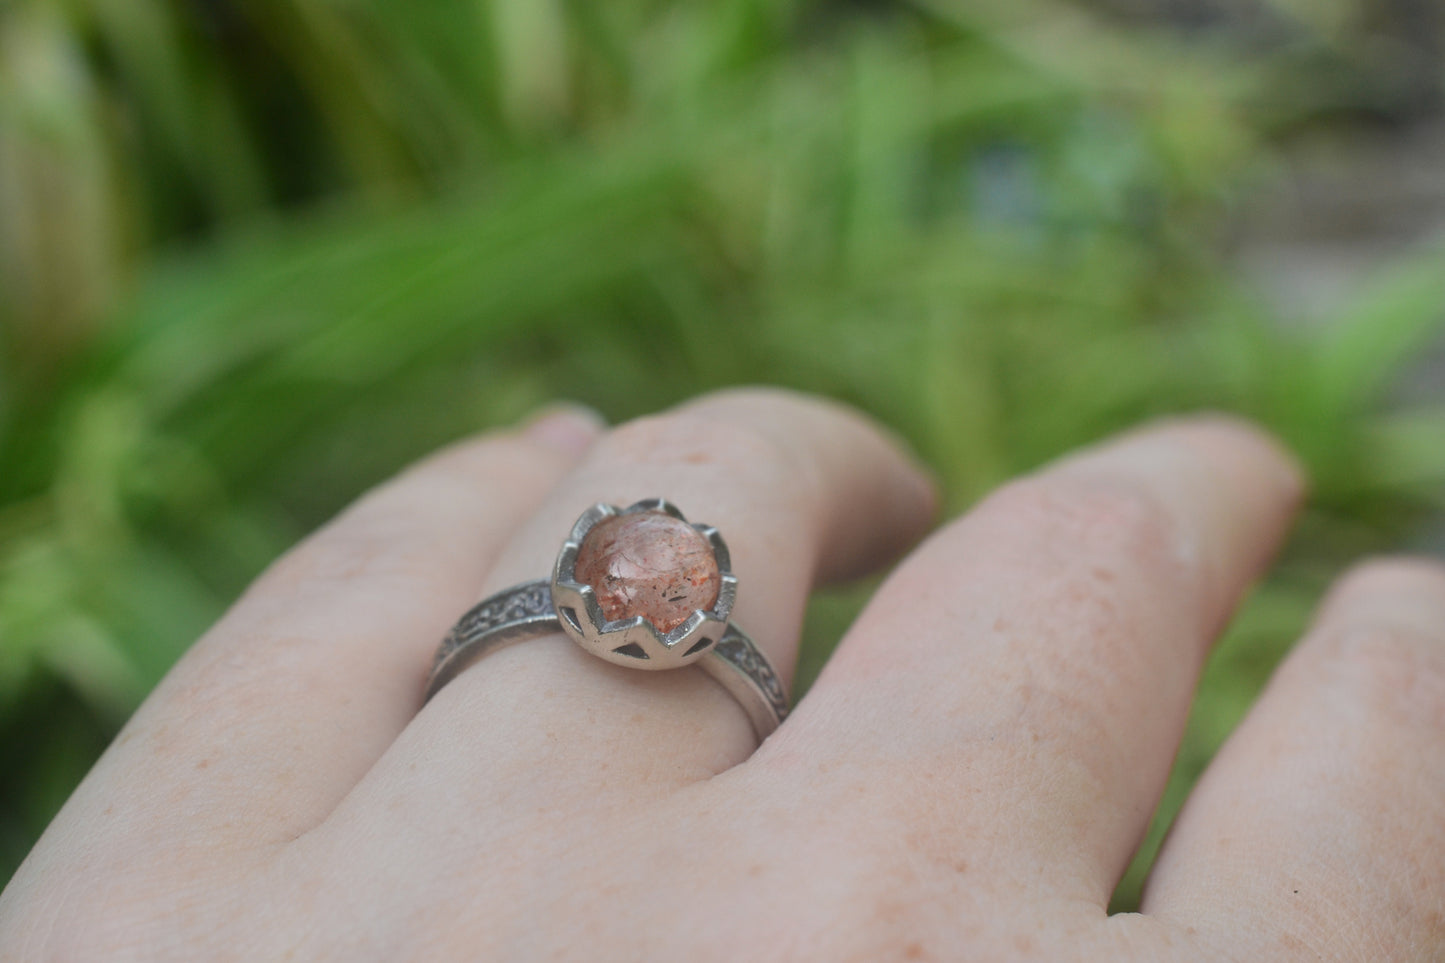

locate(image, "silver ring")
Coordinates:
424 499 789 740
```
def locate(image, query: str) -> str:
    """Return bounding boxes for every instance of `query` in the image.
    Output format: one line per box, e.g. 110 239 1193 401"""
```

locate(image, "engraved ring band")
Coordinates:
424 498 790 740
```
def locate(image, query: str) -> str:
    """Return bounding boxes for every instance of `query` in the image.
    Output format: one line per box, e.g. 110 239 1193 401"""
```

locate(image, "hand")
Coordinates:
2 389 1441 961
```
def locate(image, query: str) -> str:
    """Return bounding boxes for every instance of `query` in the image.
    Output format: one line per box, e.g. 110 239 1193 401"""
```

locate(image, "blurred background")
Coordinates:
3 0 1445 908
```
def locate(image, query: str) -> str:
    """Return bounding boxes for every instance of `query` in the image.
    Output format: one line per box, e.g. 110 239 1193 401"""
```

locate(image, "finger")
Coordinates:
1143 559 1445 961
26 408 601 862
341 388 936 822
765 416 1303 905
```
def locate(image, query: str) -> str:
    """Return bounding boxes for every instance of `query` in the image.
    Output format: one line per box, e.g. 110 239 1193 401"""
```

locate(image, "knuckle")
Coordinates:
982 475 1184 578
681 384 815 416
1332 556 1445 604
1319 622 1445 732
600 412 809 495
1310 556 1445 733
433 433 574 487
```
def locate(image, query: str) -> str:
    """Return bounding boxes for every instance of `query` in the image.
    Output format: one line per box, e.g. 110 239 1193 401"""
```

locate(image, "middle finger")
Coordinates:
770 417 1304 905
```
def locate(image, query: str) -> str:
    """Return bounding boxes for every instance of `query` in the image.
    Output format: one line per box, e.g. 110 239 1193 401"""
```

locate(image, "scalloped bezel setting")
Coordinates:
551 498 737 670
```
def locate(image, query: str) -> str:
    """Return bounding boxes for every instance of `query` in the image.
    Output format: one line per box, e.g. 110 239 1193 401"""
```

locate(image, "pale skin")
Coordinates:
2 389 1443 961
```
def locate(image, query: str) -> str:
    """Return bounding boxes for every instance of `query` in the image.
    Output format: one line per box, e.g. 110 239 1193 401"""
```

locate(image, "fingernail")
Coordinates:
522 402 607 455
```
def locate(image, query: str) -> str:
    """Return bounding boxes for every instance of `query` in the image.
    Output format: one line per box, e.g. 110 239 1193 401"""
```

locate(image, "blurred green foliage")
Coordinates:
3 0 1445 909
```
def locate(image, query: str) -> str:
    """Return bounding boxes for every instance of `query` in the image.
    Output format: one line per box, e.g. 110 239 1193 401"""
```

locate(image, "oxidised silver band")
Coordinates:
425 578 789 740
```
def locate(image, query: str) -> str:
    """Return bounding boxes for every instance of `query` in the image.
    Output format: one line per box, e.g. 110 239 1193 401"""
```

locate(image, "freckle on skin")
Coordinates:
1014 934 1037 953
196 758 210 769
903 942 925 960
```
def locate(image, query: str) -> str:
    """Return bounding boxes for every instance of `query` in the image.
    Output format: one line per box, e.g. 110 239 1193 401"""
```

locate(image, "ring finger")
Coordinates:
337 387 935 817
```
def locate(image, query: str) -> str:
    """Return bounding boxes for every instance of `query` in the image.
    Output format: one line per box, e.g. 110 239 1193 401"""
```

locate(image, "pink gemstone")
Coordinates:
573 511 721 633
